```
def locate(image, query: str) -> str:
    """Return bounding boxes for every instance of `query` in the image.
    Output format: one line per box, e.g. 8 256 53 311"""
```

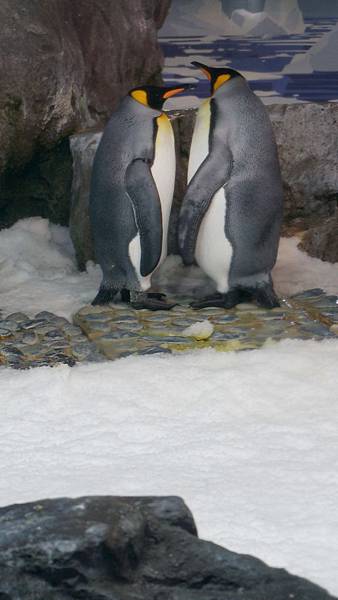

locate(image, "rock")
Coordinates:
0 495 334 600
269 103 338 226
70 102 338 263
299 213 338 263
0 0 170 229
69 132 102 269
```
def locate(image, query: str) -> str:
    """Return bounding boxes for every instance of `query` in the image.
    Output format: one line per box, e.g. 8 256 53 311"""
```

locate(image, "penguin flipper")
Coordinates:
178 149 233 265
126 159 163 277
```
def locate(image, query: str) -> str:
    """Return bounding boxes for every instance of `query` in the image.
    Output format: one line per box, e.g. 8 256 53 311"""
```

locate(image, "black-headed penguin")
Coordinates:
90 84 189 309
178 62 283 309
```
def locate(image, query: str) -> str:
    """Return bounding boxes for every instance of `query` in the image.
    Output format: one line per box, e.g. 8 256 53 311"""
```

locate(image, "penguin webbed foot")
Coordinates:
191 289 248 310
253 285 280 309
131 292 176 311
92 287 119 306
191 285 279 310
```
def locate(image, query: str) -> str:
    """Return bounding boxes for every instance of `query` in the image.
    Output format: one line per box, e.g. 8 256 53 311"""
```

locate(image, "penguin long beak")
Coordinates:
162 84 194 99
191 61 212 80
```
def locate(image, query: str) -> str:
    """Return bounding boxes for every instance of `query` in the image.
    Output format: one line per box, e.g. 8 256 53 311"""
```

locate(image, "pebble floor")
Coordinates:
1 289 337 369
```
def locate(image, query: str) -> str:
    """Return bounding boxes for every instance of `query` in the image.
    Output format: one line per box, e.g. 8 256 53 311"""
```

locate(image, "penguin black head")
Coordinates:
129 85 192 110
191 61 244 95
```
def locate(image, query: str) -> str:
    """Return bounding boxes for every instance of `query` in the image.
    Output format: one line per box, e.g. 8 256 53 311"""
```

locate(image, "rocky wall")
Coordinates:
0 0 171 228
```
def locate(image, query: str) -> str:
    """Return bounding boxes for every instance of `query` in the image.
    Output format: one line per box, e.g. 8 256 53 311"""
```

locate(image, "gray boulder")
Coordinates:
0 495 334 599
70 102 338 265
299 212 338 263
0 0 170 228
269 102 338 225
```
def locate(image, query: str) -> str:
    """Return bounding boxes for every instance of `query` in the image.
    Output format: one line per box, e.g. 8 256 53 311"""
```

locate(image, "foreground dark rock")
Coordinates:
299 213 338 263
0 496 334 599
0 0 170 228
70 102 338 264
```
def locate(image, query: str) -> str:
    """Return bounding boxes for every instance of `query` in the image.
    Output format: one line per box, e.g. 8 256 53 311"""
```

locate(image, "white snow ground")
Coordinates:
1 218 338 595
0 217 338 319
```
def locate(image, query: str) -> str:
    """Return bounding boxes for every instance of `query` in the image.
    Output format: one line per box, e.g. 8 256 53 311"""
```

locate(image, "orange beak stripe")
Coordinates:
162 88 186 99
200 68 212 80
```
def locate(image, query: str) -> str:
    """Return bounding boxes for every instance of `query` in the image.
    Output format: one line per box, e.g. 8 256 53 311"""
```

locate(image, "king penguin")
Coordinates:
90 84 189 310
178 62 283 309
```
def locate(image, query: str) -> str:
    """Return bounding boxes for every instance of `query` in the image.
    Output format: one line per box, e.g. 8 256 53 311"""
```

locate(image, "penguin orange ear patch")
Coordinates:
201 68 212 80
214 74 231 91
131 90 148 106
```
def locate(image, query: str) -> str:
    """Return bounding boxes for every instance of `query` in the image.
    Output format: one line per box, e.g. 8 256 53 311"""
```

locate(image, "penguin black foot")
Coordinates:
131 292 176 311
92 287 118 306
191 289 250 310
252 284 280 309
120 288 131 303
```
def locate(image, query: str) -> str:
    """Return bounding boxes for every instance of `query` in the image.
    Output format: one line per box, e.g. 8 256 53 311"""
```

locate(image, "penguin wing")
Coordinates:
178 148 233 265
126 158 163 277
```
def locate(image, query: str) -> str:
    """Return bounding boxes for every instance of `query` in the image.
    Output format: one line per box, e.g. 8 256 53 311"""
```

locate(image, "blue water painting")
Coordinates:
159 0 338 108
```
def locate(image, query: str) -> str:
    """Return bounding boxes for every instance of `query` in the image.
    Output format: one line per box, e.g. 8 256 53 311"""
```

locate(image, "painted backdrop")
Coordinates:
159 0 338 108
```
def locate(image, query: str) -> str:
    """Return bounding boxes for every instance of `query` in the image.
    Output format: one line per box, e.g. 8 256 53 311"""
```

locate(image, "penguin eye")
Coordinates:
214 74 231 92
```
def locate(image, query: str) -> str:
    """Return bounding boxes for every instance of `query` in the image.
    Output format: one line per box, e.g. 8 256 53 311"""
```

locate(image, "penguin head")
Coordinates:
191 61 244 96
129 85 191 111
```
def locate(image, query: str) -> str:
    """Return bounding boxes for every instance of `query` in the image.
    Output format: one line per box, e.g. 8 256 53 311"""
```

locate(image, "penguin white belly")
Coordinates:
189 99 233 294
129 114 175 291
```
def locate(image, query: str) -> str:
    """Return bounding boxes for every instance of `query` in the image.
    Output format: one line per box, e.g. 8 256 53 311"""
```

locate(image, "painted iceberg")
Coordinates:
231 0 305 37
284 22 338 73
159 0 237 37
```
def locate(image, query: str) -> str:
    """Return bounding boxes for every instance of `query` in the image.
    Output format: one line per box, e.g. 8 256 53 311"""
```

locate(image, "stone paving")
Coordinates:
0 311 102 369
1 289 337 369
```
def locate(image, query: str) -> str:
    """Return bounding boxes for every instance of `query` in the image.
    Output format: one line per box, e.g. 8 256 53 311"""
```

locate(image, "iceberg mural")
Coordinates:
160 0 235 37
231 0 305 37
284 22 338 73
159 0 338 105
160 0 305 38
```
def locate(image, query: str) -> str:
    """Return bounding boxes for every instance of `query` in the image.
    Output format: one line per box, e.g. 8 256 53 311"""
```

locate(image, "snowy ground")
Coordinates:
0 217 338 319
1 218 338 595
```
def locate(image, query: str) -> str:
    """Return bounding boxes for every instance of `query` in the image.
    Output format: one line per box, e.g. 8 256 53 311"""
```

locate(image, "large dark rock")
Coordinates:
0 0 170 228
299 212 338 263
0 495 334 599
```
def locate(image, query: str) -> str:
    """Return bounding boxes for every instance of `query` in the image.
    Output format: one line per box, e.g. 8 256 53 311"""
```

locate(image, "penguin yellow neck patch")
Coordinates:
131 90 149 107
214 74 231 92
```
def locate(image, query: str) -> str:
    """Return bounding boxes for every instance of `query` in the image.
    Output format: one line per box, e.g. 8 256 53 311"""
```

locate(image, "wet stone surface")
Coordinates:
0 312 102 369
1 289 338 369
73 289 338 361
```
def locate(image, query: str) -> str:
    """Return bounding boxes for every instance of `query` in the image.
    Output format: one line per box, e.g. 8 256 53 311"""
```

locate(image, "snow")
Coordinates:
1 218 338 594
1 340 338 594
0 218 338 319
0 218 101 319
284 22 338 73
